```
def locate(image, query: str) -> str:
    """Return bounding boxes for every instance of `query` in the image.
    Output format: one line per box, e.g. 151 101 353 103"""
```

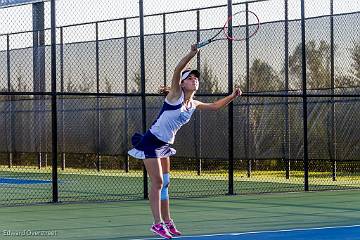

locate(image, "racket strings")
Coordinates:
223 11 260 41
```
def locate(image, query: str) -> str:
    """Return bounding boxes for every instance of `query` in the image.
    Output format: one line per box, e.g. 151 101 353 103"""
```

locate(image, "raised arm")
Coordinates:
167 45 199 101
194 87 242 111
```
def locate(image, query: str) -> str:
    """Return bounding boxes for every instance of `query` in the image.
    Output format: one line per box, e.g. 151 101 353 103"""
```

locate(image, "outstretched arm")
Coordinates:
194 87 242 111
167 45 199 101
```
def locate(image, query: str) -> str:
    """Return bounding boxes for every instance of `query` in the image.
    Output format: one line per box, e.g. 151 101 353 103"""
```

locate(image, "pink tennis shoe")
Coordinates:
150 223 172 239
165 219 182 236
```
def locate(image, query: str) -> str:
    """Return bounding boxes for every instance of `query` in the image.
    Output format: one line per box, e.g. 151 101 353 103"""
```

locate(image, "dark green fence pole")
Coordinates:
163 13 167 87
60 27 66 170
196 10 202 176
245 3 252 178
124 18 130 173
33 2 45 169
301 0 309 191
139 0 148 199
227 0 234 195
330 0 337 181
50 0 59 203
284 0 291 179
6 34 13 168
95 22 101 172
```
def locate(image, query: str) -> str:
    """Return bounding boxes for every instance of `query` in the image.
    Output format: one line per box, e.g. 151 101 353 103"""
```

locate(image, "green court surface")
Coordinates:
1 167 359 205
0 190 359 239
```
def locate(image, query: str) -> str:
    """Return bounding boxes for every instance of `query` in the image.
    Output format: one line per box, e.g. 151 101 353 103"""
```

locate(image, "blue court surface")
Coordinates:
136 225 360 240
0 177 52 184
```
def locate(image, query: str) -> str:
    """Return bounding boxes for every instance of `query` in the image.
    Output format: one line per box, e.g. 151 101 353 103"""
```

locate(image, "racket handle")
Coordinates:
196 40 211 48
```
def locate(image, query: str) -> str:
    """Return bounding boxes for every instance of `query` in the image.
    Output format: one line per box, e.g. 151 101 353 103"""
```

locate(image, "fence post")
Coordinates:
139 0 148 199
284 0 291 179
60 27 66 170
196 10 202 176
124 18 130 173
50 0 59 203
245 3 252 178
33 2 46 169
163 13 167 87
300 0 309 191
33 51 44 170
227 0 234 195
6 34 14 168
330 0 337 181
95 22 102 172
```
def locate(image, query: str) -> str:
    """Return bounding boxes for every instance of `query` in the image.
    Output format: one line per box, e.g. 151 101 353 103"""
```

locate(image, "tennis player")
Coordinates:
128 44 241 239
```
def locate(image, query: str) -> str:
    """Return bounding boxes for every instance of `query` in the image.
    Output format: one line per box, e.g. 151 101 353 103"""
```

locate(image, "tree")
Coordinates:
16 74 29 92
243 59 283 160
78 72 94 92
104 76 113 93
288 40 339 161
65 72 77 92
66 80 77 92
131 70 141 93
131 63 222 94
288 40 331 89
5 74 32 100
250 59 282 92
198 61 221 94
350 41 360 83
335 74 357 88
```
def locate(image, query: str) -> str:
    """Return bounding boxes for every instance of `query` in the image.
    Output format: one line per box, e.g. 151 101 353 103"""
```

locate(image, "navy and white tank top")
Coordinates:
149 91 196 144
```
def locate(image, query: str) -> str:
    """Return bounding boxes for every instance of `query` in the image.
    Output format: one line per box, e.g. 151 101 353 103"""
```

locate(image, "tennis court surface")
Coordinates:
135 225 360 239
0 190 359 239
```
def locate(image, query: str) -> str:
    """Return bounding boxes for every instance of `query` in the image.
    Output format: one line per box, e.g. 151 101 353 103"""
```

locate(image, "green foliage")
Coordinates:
79 72 94 92
198 61 221 94
64 72 94 93
0 72 31 101
235 59 284 159
287 40 360 88
350 41 360 83
131 70 142 93
335 74 358 88
66 80 77 92
288 40 331 89
65 72 77 92
15 74 29 92
250 59 282 92
104 76 113 93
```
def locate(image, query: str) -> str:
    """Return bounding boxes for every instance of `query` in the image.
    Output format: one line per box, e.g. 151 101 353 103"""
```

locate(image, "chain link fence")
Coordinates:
0 0 359 205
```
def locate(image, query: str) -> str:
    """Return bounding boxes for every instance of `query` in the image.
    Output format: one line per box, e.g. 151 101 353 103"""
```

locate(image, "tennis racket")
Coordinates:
196 10 260 48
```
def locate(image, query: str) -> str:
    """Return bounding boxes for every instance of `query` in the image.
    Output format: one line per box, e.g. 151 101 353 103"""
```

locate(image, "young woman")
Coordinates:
128 44 241 239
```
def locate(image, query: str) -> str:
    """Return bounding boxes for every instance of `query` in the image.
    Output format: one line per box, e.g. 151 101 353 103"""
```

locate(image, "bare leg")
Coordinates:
160 157 171 222
143 158 163 224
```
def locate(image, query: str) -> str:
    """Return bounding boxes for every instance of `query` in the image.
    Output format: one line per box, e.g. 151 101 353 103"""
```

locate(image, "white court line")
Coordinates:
131 224 360 240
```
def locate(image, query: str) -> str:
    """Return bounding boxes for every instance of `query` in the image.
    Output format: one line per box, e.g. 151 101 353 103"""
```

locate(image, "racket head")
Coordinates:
223 10 260 41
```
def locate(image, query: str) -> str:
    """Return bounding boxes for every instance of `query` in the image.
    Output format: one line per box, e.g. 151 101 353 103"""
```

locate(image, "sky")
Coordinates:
0 0 359 38
0 0 358 50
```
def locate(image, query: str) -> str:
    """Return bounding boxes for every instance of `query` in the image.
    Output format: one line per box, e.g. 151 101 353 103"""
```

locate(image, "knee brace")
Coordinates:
161 173 170 200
